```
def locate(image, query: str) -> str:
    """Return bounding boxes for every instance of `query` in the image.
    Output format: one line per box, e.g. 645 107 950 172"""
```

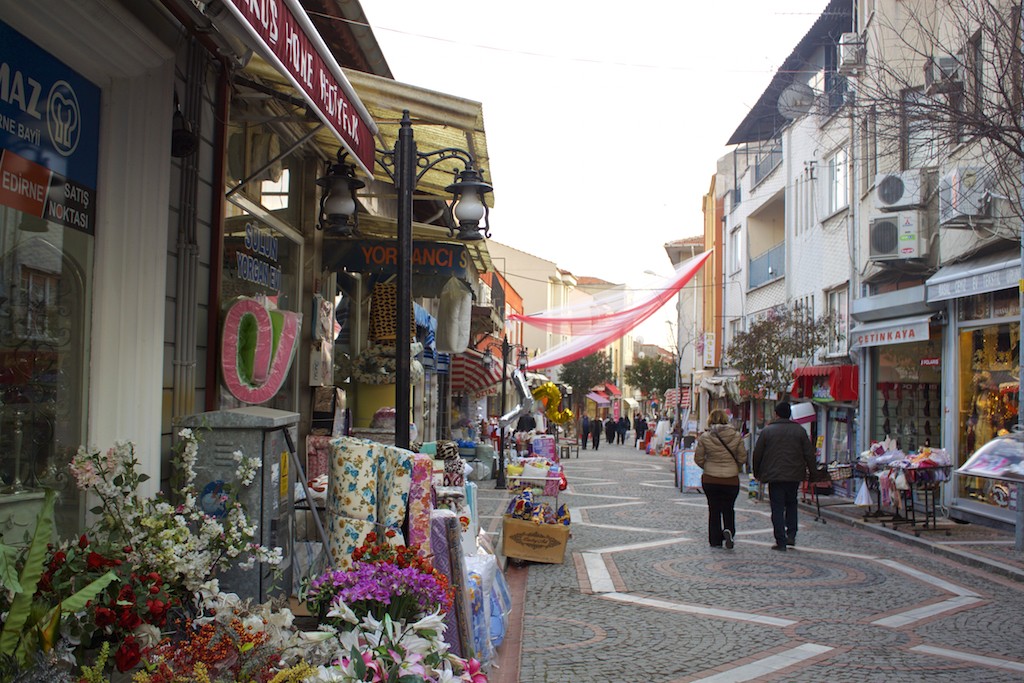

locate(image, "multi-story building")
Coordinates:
718 0 1022 529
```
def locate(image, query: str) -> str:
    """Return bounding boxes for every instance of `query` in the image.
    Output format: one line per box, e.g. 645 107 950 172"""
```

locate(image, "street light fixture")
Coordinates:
316 151 365 237
481 335 527 489
317 110 493 449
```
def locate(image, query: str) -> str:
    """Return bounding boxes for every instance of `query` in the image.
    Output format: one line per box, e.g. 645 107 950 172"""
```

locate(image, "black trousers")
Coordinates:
768 480 800 546
702 481 740 546
591 433 600 449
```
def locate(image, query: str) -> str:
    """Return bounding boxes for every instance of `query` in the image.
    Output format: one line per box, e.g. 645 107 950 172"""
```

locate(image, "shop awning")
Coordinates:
586 391 609 406
449 349 503 396
790 364 858 403
849 314 933 349
623 397 640 410
925 251 1020 302
221 1 377 173
604 383 622 397
665 387 691 410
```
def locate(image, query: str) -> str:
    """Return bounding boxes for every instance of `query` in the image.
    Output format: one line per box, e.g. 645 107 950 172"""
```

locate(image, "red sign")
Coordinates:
0 149 50 216
921 357 941 367
224 0 375 173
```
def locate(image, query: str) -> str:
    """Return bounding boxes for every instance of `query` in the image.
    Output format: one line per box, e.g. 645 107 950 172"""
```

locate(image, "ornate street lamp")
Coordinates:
481 336 527 489
315 151 365 237
318 110 493 449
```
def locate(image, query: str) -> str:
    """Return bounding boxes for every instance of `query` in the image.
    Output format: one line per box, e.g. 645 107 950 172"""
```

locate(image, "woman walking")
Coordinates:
694 409 747 549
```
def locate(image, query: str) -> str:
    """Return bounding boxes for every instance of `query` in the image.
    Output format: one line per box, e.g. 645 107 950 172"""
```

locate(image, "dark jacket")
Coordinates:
604 419 616 441
751 418 817 482
590 418 602 439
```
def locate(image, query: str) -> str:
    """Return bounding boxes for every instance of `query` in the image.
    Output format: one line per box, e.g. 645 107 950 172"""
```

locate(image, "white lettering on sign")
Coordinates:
283 23 313 88
244 222 279 261
244 0 279 44
1 168 45 201
0 63 43 119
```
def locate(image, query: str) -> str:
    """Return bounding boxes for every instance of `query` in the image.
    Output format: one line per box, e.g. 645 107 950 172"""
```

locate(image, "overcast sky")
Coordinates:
359 1 828 348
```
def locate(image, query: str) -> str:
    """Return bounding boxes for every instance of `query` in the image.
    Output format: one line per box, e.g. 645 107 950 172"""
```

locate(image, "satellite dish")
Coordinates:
777 82 815 120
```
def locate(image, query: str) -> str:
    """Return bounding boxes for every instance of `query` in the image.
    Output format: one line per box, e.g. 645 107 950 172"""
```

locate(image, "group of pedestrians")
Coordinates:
579 414 632 450
694 401 821 552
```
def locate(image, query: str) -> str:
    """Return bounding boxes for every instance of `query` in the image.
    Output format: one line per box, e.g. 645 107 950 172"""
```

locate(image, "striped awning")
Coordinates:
665 387 691 410
450 349 503 396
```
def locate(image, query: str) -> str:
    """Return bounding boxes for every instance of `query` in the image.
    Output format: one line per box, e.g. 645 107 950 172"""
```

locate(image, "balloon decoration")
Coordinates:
532 382 573 425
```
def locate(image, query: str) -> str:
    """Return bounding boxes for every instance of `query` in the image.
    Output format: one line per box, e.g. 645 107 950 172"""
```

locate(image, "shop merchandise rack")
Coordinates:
801 463 855 523
855 464 953 536
875 382 941 452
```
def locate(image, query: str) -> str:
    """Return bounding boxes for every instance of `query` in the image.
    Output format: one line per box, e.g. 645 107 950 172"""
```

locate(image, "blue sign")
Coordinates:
1 20 100 232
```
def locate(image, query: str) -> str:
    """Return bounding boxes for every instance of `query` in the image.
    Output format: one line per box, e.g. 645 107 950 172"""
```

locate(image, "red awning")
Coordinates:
450 349 503 396
790 364 858 403
604 383 622 397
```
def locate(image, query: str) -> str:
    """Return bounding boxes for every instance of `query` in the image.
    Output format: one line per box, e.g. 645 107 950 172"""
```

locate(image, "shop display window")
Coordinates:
870 336 942 451
0 210 93 538
957 318 1020 510
826 407 854 463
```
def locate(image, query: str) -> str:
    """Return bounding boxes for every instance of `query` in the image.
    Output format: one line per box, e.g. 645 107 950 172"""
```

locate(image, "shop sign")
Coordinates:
921 357 940 367
0 21 100 234
234 222 283 292
220 296 302 404
851 316 931 348
702 331 716 368
338 239 471 279
811 379 833 401
927 263 1018 302
221 0 374 173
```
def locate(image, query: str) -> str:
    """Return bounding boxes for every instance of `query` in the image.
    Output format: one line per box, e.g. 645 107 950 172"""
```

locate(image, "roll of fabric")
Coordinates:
327 437 379 568
446 514 475 660
463 481 479 555
430 510 463 657
377 443 413 546
408 453 434 556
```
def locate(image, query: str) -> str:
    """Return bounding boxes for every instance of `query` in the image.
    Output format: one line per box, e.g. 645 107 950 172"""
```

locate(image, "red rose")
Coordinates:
114 636 141 672
146 598 169 624
118 608 142 631
49 550 67 570
118 584 136 603
78 534 89 548
86 551 111 571
94 606 116 627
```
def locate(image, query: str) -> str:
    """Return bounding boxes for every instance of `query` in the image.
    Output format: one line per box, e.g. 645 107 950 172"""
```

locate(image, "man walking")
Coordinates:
581 415 590 450
590 414 602 450
751 401 819 551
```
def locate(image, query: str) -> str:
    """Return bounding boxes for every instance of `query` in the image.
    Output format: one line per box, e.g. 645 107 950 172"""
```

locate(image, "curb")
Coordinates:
800 498 1024 583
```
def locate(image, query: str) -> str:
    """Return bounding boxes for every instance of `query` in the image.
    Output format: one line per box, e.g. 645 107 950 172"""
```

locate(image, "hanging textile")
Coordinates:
515 250 713 369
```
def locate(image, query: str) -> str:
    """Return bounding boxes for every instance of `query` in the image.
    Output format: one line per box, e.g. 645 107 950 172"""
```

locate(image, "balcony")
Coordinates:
748 242 785 289
753 142 783 187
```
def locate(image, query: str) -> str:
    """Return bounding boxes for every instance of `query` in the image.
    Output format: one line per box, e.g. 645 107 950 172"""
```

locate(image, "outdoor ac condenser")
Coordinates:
178 406 298 603
869 211 923 260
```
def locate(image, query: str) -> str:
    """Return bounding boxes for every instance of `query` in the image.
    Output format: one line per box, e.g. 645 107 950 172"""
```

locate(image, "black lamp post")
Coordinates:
483 336 526 489
317 110 492 449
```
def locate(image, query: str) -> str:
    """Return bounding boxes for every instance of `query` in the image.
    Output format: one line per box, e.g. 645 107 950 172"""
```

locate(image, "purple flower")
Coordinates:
307 561 450 623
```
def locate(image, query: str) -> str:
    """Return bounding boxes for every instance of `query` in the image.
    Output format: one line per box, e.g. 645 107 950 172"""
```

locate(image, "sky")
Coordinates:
358 1 829 349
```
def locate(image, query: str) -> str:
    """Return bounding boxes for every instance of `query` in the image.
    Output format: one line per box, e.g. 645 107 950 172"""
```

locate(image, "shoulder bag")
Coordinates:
712 430 742 465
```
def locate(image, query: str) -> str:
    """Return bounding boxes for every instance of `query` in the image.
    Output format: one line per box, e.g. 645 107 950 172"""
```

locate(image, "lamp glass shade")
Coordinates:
453 191 485 223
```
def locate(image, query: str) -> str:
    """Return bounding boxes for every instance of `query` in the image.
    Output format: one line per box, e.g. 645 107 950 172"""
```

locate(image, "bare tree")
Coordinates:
852 0 1023 237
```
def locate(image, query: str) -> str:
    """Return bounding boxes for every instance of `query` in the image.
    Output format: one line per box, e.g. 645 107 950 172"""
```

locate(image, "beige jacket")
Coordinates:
694 424 746 478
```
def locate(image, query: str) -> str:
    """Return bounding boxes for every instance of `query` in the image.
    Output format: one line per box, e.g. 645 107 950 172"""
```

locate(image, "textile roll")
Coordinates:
327 437 378 568
376 442 413 546
368 282 414 343
408 453 434 555
463 481 479 555
430 510 463 658
445 513 475 660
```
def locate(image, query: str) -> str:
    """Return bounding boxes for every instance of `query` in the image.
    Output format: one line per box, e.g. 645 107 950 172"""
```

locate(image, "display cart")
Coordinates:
869 465 954 536
801 463 854 523
853 464 906 525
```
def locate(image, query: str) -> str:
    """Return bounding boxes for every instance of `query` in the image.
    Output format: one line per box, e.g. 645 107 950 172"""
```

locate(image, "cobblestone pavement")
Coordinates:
476 441 1024 683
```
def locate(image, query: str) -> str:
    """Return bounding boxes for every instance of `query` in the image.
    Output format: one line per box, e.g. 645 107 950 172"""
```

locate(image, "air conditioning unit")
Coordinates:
869 211 924 260
924 54 962 94
838 33 865 75
939 167 989 225
873 170 926 211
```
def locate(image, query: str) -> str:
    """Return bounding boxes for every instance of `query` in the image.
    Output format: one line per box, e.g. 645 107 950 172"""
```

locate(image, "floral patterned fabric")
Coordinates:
327 437 416 568
376 442 412 546
305 434 332 480
408 453 434 555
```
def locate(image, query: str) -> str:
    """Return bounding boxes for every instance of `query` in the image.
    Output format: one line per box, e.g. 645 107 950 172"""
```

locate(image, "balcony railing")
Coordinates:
753 143 783 187
748 242 785 289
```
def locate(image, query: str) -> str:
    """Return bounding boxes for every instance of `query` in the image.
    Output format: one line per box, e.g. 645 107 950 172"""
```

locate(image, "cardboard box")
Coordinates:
501 515 570 564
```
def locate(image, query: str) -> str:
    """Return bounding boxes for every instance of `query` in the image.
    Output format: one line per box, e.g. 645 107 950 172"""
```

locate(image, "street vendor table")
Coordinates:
855 464 952 536
801 463 853 523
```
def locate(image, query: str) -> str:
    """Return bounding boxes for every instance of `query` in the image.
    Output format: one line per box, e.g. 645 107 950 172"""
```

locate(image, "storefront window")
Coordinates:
871 335 942 452
0 209 93 538
957 306 1019 509
220 211 301 413
826 407 854 463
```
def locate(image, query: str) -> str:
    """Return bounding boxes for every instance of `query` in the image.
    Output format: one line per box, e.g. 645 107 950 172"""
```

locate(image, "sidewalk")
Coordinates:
787 479 1024 582
479 440 1024 683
